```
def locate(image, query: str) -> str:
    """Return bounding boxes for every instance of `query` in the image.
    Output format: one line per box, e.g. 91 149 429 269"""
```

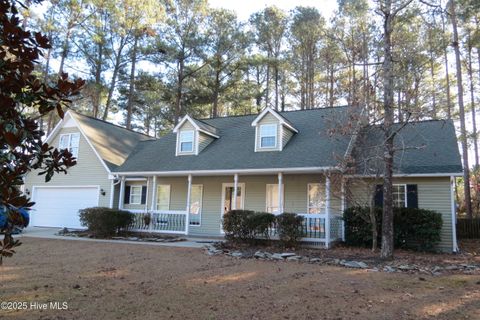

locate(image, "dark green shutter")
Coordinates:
374 184 383 208
124 186 131 204
406 184 418 208
141 186 147 204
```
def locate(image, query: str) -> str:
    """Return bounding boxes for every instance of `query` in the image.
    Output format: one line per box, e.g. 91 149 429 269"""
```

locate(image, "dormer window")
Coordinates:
259 124 277 148
173 115 219 156
179 130 194 153
251 107 298 152
59 132 80 158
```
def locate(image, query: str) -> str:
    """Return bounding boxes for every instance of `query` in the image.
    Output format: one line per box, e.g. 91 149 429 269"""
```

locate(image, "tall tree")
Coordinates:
450 0 473 219
249 6 288 110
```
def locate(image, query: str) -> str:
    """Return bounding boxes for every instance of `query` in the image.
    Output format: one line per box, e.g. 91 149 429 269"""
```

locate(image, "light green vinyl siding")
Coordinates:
282 127 294 148
347 177 454 252
198 132 214 153
24 127 111 208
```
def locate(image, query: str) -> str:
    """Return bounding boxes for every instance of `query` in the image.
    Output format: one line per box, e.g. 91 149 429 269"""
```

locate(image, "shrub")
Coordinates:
222 210 275 242
79 207 134 237
343 206 382 247
276 213 304 248
343 206 443 251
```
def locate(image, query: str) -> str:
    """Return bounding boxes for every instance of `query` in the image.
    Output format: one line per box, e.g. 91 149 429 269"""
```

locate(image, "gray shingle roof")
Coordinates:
352 119 463 175
114 107 352 173
191 118 219 136
72 112 154 170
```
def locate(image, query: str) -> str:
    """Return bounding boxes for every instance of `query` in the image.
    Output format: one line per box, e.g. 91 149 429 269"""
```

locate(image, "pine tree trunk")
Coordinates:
92 41 103 118
467 36 479 168
103 37 126 121
126 35 139 130
442 11 452 119
451 0 473 219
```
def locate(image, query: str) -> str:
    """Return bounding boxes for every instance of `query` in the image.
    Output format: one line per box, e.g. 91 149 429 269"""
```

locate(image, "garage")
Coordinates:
32 186 99 228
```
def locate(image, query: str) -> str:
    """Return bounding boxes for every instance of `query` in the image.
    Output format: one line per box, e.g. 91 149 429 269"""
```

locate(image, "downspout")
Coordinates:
109 175 121 209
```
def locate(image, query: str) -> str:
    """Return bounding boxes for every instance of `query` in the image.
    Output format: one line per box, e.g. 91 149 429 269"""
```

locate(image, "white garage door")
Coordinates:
32 187 99 228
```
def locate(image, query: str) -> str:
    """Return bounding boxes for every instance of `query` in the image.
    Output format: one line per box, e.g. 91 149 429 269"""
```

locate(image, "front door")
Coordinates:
221 183 245 231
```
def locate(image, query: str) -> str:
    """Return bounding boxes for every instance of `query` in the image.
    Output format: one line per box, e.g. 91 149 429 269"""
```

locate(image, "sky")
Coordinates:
208 0 338 21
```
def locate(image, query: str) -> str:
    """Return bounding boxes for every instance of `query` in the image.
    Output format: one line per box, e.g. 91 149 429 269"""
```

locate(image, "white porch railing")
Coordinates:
127 210 188 234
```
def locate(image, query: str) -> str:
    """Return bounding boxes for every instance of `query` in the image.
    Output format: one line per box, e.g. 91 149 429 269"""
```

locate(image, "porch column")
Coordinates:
109 179 115 208
341 177 345 242
232 174 239 210
185 174 192 235
151 176 157 211
325 175 331 249
450 176 458 252
118 176 126 210
145 177 150 211
278 172 284 214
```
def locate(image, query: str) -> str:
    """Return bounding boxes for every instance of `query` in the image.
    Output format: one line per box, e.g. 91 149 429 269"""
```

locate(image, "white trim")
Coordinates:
155 184 171 211
109 179 115 208
232 174 239 210
307 183 325 214
325 176 331 249
258 123 278 149
177 129 195 155
125 177 148 181
280 125 284 151
44 112 70 144
150 176 157 211
129 185 143 205
145 177 150 211
220 182 246 233
113 166 337 177
345 172 463 178
278 173 283 213
450 176 458 252
189 184 203 227
58 132 80 158
185 174 192 235
392 184 407 208
266 183 284 214
173 115 219 138
119 177 125 209
251 107 298 133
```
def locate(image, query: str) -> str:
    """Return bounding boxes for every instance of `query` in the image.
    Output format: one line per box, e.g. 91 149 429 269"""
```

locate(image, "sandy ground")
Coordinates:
1 238 479 320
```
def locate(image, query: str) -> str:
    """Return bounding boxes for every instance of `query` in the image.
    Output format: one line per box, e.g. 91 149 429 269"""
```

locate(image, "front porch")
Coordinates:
112 173 345 248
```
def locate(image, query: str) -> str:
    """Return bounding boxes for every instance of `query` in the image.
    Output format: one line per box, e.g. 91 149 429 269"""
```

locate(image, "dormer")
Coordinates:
251 107 298 152
173 115 219 156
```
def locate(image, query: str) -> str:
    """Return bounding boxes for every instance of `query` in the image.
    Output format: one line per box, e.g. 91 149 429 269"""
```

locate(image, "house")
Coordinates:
23 107 463 252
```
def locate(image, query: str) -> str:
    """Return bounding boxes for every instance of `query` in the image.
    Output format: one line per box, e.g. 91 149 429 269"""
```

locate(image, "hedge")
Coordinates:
79 207 135 237
222 210 275 242
344 206 443 251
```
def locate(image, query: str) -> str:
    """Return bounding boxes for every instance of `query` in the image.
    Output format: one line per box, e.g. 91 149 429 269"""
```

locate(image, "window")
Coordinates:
189 185 203 226
179 130 194 153
307 183 325 214
59 133 80 158
266 184 283 214
259 124 277 148
393 184 407 208
156 185 171 211
130 185 143 205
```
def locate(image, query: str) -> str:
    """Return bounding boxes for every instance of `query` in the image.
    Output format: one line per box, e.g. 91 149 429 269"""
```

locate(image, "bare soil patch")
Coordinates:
1 238 479 320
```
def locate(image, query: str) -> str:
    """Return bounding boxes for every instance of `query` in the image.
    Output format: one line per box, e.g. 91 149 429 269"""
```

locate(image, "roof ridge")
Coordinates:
68 109 156 139
198 105 350 121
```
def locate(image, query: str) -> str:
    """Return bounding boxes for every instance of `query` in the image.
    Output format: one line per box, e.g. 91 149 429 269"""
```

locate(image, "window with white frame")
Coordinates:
179 130 194 153
130 185 143 204
393 184 407 208
266 184 283 214
59 133 80 158
189 184 203 225
307 183 325 214
156 185 171 211
259 124 277 148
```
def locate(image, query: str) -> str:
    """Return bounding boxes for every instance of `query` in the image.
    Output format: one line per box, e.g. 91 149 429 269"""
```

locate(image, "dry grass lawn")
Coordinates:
1 238 479 320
